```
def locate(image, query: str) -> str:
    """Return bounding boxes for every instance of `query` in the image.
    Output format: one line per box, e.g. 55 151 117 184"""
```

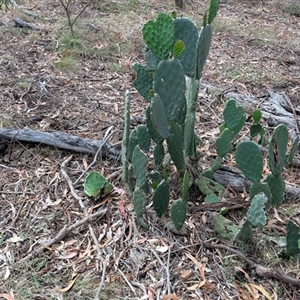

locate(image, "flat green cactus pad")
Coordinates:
142 13 174 60
154 59 186 122
153 180 170 217
84 171 113 198
235 141 263 183
286 220 300 256
171 198 186 230
150 94 170 139
133 63 153 102
247 193 267 227
216 128 234 157
223 99 246 135
132 145 148 188
196 24 212 79
133 187 147 218
167 122 185 171
174 17 198 77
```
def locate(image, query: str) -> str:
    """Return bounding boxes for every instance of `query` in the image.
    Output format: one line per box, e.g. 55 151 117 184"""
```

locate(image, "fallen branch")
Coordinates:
202 241 300 287
0 127 121 161
214 166 300 201
8 0 48 19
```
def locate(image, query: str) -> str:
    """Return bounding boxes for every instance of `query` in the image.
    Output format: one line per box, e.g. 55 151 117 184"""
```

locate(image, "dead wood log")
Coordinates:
223 89 300 141
0 127 121 161
214 166 300 201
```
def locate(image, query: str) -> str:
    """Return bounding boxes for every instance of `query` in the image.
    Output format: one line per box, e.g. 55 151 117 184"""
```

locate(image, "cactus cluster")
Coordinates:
122 0 220 229
234 123 293 242
121 0 298 256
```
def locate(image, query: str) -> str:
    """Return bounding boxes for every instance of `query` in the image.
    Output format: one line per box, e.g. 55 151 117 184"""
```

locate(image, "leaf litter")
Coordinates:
0 0 299 299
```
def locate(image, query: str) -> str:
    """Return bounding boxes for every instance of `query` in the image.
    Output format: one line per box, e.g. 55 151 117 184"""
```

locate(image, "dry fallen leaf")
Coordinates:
160 294 180 300
55 275 79 292
248 283 272 300
181 269 193 281
0 294 14 300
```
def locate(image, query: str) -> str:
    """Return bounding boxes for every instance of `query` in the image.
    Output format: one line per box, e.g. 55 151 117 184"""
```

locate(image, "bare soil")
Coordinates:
0 0 299 299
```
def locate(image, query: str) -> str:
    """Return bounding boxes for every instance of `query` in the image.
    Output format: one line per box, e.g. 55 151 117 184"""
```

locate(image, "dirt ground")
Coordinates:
0 0 299 299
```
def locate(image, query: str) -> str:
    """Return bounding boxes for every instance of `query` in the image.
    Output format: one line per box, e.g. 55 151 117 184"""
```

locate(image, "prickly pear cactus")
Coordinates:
249 182 272 202
223 99 246 136
132 145 148 188
173 17 198 77
171 198 186 230
268 124 288 176
153 59 186 122
153 180 170 217
123 0 220 229
286 220 300 256
216 129 234 157
235 141 263 183
195 25 212 80
264 173 285 207
247 193 267 227
150 94 170 139
167 122 185 171
132 64 153 102
142 13 175 60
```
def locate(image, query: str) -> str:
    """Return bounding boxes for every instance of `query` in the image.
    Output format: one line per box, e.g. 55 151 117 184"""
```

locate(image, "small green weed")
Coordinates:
54 55 78 71
283 1 300 17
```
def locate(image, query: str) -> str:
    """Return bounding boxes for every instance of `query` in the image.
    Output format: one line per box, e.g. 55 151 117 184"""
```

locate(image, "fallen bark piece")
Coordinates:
0 127 121 160
214 166 300 201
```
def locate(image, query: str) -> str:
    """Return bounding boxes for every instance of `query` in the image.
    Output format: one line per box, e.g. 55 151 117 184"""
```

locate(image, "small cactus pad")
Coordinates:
268 124 288 176
195 24 212 79
167 122 185 171
142 13 175 60
173 39 185 58
84 171 113 198
264 174 285 207
133 187 147 218
133 63 153 102
132 145 148 188
249 182 272 202
182 171 190 202
128 129 139 161
145 106 163 144
153 180 170 217
174 17 198 77
286 220 300 256
154 142 164 167
250 124 264 139
145 48 160 70
150 94 170 139
154 59 186 122
149 171 161 188
216 129 234 157
171 198 187 230
206 0 220 24
252 109 262 123
136 125 151 152
235 141 263 183
247 193 267 227
184 113 196 156
223 99 246 135
234 220 252 242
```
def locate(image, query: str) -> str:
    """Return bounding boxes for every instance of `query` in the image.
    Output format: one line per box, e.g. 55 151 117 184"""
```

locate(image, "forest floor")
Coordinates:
0 0 300 299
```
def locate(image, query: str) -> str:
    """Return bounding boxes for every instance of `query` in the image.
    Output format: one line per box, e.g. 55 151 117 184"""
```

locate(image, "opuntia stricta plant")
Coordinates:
122 0 220 229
